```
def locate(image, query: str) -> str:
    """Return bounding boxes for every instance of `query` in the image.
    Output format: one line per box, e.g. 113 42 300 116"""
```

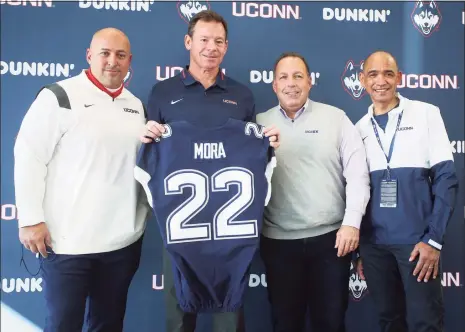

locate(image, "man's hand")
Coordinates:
263 125 280 149
19 222 52 258
140 120 166 143
410 242 440 282
335 225 359 257
356 258 366 280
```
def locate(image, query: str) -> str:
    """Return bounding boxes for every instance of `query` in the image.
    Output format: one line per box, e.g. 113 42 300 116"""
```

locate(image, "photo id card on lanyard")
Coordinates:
370 111 403 208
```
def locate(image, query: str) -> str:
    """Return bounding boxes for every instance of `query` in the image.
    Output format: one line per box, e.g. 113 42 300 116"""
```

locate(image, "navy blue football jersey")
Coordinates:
135 118 275 313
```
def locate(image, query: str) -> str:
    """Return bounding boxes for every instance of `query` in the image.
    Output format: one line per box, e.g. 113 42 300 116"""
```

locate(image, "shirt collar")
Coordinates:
180 65 227 90
83 69 124 99
368 93 405 118
279 98 310 120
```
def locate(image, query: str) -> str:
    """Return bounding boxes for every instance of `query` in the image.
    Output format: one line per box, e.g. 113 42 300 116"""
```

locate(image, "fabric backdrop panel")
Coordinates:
1 1 463 331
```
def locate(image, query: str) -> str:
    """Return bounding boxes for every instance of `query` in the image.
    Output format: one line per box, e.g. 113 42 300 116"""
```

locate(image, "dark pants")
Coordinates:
163 246 245 332
41 237 143 332
260 229 351 332
359 243 444 332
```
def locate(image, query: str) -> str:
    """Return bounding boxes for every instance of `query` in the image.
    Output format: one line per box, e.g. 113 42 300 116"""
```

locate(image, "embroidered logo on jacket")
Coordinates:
398 126 413 131
123 108 139 114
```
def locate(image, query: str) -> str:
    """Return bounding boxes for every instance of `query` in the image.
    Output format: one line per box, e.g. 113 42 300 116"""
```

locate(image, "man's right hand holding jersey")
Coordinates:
19 222 52 258
141 120 281 149
140 121 167 143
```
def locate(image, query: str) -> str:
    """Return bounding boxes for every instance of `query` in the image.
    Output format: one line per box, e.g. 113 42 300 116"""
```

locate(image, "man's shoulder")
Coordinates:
32 74 83 108
121 88 144 106
46 72 82 91
355 112 371 129
405 97 438 113
311 100 346 117
256 105 280 122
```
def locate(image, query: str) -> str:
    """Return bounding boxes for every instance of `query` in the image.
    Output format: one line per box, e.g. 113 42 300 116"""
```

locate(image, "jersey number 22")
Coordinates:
164 167 257 244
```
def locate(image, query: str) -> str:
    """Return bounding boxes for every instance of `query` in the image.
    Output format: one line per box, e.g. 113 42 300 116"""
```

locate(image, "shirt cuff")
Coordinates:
18 218 44 228
421 234 443 251
341 210 363 229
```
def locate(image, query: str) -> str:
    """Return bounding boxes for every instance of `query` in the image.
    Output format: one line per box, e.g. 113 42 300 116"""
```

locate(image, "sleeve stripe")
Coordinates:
428 239 442 250
36 84 71 110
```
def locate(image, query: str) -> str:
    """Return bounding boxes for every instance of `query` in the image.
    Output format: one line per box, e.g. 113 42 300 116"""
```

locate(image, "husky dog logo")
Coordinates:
411 1 441 37
124 66 133 87
341 60 366 100
349 262 368 301
178 0 210 23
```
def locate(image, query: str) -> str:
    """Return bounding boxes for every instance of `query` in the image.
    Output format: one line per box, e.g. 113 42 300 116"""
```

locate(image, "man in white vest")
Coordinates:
257 52 370 332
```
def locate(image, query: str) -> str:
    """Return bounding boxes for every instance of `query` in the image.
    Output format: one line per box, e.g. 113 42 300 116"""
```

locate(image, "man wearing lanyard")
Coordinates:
355 51 458 332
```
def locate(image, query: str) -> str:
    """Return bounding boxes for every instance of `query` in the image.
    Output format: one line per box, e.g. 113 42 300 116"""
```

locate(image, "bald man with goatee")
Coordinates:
355 51 458 332
14 28 150 331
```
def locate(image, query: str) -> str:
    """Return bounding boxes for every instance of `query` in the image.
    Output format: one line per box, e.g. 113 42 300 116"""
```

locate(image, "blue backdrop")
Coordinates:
1 1 464 331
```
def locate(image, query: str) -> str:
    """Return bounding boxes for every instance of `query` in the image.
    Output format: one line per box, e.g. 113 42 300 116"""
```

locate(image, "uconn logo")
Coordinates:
232 2 300 20
123 108 139 114
398 126 413 131
349 262 368 301
398 74 458 89
178 0 210 23
341 60 366 100
411 1 442 37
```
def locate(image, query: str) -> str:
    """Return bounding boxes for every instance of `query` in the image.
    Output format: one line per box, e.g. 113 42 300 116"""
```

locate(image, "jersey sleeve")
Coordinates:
134 143 157 209
262 125 276 206
14 87 71 228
